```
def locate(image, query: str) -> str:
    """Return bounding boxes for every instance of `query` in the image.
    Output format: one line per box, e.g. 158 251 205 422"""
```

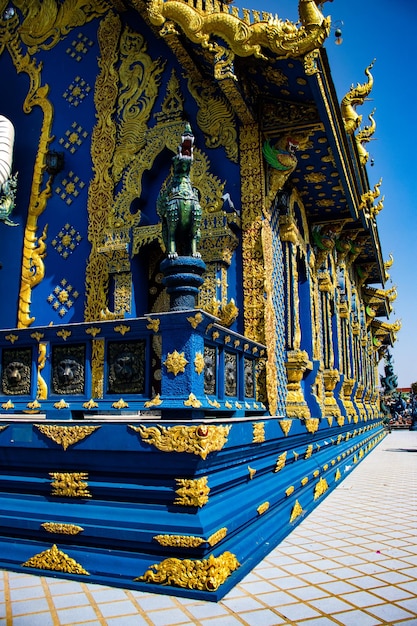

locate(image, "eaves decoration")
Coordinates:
145 0 330 62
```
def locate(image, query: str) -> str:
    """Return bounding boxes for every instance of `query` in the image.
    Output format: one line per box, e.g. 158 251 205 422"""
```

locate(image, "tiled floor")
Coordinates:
1 429 417 625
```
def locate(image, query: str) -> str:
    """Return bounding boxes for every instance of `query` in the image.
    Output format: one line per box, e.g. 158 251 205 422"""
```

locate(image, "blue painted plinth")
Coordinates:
160 256 206 311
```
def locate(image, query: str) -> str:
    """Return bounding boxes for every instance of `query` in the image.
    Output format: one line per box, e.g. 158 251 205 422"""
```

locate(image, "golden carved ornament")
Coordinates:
174 477 210 507
187 312 204 329
341 60 375 134
5 333 18 344
112 398 129 409
36 342 48 400
135 550 239 592
85 326 101 337
304 444 313 459
194 353 205 375
54 399 69 409
1 400 14 410
184 393 202 408
304 418 319 434
91 338 104 399
31 332 45 342
261 218 278 415
27 400 41 410
290 500 304 523
144 394 163 408
154 534 206 548
153 527 227 548
35 425 100 451
41 523 84 535
257 502 270 515
208 527 228 546
22 544 89 576
0 425 9 433
248 466 256 480
164 350 188 375
252 422 265 443
84 12 121 321
130 424 231 459
146 0 330 61
146 317 160 333
114 324 130 336
285 486 295 496
336 416 345 427
49 472 91 498
278 419 292 437
301 477 309 486
83 399 99 409
208 398 221 408
274 451 287 473
56 329 71 341
335 468 341 481
314 477 329 500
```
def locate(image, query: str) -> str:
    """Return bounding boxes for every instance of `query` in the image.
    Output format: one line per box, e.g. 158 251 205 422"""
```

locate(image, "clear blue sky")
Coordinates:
254 0 417 388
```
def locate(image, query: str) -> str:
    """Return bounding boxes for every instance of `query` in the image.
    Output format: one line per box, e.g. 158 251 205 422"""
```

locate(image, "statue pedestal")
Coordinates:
161 256 206 311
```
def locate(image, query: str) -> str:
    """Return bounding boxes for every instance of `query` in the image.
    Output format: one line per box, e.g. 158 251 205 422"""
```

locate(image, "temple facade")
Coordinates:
0 0 399 600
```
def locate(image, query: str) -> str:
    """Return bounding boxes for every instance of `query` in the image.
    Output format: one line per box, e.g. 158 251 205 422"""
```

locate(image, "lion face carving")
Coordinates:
2 360 31 395
52 358 84 394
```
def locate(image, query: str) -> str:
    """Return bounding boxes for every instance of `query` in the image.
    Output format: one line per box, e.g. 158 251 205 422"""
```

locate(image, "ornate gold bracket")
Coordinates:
285 350 312 419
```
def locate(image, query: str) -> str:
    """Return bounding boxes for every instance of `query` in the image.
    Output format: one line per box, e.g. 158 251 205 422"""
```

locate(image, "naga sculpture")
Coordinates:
341 60 375 135
157 123 202 259
0 115 18 226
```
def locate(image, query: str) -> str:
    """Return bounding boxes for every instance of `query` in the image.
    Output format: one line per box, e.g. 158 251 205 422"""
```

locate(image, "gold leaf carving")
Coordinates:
35 425 100 451
0 425 9 433
83 399 99 409
208 527 228 546
257 501 270 515
194 352 205 375
85 327 101 337
27 400 41 409
41 523 84 535
314 477 329 500
135 551 239 592
290 500 303 523
5 333 18 343
144 394 163 408
187 312 204 328
278 419 292 436
174 477 210 507
130 424 231 459
114 324 130 335
164 350 188 375
252 422 265 443
56 329 71 341
1 400 14 410
49 472 91 498
248 466 256 479
54 399 69 409
146 317 160 332
274 451 287 472
335 468 341 481
184 393 202 408
285 486 294 496
112 398 129 409
304 418 320 433
22 544 89 576
153 534 206 548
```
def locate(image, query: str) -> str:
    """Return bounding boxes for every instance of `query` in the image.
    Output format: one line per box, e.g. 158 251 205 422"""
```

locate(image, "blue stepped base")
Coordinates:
0 417 386 601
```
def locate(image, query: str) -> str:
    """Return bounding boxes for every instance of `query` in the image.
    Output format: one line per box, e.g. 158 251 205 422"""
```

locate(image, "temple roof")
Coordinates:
119 0 386 284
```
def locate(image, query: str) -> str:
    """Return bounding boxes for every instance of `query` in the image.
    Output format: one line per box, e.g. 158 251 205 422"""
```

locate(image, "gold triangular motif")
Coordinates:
22 544 89 575
35 424 100 450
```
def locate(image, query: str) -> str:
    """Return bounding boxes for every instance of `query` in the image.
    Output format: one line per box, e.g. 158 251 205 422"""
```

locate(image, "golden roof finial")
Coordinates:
341 60 376 134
